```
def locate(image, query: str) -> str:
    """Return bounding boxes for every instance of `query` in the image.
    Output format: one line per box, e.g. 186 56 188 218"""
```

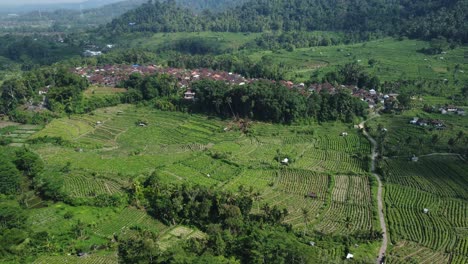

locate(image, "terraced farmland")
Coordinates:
94 207 166 238
0 124 41 146
34 254 118 264
383 156 468 263
63 174 125 198
28 105 379 261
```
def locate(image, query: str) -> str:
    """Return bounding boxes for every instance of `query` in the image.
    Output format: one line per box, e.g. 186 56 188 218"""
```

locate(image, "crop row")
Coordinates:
33 254 118 264
386 240 451 264
63 175 122 198
94 207 163 237
332 175 371 204
314 202 373 234
276 169 329 198
386 184 467 253
383 158 467 199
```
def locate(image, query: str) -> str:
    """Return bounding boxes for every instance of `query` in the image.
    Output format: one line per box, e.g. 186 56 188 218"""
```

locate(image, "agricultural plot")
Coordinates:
223 168 375 234
314 175 374 235
94 207 167 238
63 174 124 198
84 86 127 98
158 226 206 251
34 254 118 264
386 241 451 264
0 124 41 146
383 156 468 263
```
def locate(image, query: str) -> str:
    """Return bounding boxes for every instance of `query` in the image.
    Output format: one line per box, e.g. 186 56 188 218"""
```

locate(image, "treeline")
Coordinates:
192 80 367 123
102 0 468 43
253 31 383 50
123 73 367 124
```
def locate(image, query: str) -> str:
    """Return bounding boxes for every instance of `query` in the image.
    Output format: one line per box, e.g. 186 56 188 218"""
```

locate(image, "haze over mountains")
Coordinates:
0 0 125 13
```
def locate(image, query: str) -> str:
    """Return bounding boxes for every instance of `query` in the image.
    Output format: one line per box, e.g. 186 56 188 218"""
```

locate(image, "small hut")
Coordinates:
423 208 429 214
306 192 318 199
184 89 196 100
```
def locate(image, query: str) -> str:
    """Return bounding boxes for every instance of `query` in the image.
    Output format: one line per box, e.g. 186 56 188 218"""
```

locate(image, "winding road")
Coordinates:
360 118 387 264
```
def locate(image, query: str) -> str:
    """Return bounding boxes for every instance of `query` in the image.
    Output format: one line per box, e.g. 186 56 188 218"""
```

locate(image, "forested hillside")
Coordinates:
102 0 468 43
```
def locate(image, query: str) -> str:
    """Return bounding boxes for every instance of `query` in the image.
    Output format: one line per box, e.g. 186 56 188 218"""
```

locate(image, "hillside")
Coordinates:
102 0 468 42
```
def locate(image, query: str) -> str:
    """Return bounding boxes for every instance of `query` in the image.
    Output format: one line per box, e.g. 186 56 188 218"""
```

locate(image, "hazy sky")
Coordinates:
0 0 86 6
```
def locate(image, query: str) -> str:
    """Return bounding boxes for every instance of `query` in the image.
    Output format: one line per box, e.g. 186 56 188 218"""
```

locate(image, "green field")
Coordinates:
130 32 468 86
84 86 127 98
249 38 468 84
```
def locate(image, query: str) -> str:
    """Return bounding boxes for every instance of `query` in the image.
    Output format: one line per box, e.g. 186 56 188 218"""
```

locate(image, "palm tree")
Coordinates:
253 192 262 212
448 138 456 152
344 216 352 230
456 131 464 143
225 96 236 119
213 98 223 114
302 208 310 236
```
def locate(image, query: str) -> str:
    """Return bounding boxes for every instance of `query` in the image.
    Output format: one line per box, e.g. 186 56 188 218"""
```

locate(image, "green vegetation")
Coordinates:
0 0 466 262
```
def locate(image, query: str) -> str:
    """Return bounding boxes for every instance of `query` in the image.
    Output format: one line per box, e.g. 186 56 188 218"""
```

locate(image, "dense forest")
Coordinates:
165 0 246 12
101 0 467 43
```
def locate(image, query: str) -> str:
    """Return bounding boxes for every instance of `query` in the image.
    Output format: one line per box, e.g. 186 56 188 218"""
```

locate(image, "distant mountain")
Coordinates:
102 0 467 43
0 0 126 13
1 0 147 28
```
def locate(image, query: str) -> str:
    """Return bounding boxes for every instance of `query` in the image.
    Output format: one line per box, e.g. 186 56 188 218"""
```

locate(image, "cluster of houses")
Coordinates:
72 65 249 90
83 50 103 57
73 64 394 108
439 105 465 116
409 117 445 128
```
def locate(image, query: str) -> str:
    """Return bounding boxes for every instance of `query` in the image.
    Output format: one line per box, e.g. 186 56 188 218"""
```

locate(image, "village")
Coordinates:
71 64 392 108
